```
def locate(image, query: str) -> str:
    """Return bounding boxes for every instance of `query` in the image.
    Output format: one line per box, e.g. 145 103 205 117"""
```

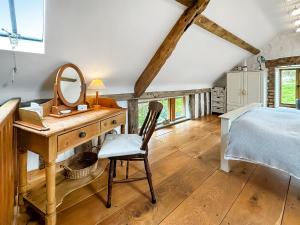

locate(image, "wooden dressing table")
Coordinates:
15 99 126 225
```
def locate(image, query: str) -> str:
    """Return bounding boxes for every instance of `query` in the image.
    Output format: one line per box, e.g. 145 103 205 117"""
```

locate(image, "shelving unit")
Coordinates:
24 159 108 214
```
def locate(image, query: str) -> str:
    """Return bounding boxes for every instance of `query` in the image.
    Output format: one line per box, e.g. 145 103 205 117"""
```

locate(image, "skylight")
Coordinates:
0 0 45 54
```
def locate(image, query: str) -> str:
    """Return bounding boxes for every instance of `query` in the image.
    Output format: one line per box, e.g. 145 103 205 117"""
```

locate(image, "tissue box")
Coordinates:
77 104 88 111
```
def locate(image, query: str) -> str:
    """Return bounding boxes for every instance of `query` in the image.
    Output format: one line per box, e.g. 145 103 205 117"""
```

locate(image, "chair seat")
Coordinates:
98 134 145 158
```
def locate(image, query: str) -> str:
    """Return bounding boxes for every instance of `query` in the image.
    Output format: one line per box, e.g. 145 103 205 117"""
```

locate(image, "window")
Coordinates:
0 0 45 53
280 69 300 106
175 97 186 119
138 97 187 128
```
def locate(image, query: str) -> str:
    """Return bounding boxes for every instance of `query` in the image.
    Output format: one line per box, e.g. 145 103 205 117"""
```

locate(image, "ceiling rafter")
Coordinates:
176 0 260 55
134 0 261 97
134 0 210 97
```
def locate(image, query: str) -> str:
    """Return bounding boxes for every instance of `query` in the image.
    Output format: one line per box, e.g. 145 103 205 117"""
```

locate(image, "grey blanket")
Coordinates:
226 107 300 178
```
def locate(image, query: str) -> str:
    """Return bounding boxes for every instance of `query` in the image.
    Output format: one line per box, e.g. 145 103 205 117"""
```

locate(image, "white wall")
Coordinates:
0 0 284 104
0 0 286 170
243 32 300 70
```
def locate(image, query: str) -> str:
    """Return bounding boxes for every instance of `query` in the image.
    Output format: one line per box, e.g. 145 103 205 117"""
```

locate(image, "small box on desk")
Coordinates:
16 101 52 131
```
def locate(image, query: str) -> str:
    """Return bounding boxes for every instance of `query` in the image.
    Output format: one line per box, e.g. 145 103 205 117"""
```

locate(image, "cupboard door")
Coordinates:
227 72 243 107
243 71 261 105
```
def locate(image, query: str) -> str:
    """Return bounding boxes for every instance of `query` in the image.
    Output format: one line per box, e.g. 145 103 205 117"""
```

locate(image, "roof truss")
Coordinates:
134 0 260 97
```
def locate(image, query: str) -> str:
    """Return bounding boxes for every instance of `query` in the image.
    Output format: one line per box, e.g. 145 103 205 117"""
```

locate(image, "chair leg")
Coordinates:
144 157 156 204
113 159 117 178
126 160 129 179
106 159 114 208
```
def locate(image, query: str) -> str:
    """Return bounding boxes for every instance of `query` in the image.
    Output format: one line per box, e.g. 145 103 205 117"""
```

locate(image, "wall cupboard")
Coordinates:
227 71 267 112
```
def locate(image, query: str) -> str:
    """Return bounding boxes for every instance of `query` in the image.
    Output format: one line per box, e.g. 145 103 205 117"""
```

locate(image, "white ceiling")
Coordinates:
0 0 288 101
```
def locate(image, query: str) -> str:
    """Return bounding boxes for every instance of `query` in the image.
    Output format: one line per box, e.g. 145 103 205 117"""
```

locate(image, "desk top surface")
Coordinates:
14 107 126 137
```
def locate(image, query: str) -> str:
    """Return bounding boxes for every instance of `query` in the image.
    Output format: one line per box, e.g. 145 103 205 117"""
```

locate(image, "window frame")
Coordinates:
169 96 186 121
0 0 44 43
279 68 300 107
138 96 187 128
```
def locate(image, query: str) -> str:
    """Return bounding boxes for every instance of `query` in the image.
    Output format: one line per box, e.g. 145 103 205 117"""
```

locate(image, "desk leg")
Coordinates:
45 161 56 225
120 124 126 167
121 124 125 134
18 149 27 211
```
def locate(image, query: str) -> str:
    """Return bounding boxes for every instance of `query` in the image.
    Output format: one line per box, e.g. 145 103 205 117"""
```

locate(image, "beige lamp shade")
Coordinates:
88 79 106 90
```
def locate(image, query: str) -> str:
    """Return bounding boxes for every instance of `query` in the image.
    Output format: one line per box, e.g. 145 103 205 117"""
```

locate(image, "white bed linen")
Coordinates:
226 107 300 178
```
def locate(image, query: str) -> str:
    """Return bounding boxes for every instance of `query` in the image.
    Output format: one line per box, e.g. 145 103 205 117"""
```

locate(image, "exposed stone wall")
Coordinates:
236 32 300 107
267 67 276 107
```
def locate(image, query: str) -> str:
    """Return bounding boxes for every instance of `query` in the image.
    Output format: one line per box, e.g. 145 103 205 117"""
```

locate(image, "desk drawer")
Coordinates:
57 122 100 152
101 113 125 133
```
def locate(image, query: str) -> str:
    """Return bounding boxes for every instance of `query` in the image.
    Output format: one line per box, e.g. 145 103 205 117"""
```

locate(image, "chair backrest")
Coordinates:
139 101 163 151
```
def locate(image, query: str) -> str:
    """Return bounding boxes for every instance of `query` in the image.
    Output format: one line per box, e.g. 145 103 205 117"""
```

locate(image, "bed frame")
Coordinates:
219 103 263 172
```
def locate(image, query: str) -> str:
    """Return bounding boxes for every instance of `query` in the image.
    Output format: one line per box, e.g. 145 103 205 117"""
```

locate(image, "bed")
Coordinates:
220 103 300 179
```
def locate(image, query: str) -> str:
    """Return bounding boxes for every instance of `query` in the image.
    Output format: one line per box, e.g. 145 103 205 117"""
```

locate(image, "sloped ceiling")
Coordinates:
0 0 286 102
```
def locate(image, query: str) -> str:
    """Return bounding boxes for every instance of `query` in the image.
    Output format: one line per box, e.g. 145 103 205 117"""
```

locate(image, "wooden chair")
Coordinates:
98 101 163 208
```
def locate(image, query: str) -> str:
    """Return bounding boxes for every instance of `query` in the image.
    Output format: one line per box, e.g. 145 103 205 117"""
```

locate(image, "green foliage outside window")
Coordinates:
175 97 185 118
138 99 169 128
138 97 186 128
281 70 296 105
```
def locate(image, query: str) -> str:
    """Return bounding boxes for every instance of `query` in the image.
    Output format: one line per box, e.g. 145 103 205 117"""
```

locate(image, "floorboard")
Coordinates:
281 177 300 225
17 115 300 225
220 166 290 225
56 151 196 225
98 156 218 225
160 163 255 225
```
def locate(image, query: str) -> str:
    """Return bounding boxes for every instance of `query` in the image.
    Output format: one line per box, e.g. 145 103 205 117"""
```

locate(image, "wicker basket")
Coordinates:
61 152 98 180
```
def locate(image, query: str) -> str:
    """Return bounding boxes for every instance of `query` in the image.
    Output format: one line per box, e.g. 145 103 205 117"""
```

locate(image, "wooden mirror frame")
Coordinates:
51 63 87 116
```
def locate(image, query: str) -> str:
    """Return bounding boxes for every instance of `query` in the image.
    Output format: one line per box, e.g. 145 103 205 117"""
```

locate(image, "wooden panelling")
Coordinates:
0 99 19 225
57 122 100 152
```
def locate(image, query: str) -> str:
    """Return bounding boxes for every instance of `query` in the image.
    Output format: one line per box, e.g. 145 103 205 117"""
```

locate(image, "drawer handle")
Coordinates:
112 120 117 125
79 131 86 138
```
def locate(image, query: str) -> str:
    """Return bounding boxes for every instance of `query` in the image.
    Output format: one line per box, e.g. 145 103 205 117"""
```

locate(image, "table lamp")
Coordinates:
88 79 106 109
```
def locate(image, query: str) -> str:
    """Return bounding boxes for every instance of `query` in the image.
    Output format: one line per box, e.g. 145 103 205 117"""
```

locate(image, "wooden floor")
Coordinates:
18 115 300 225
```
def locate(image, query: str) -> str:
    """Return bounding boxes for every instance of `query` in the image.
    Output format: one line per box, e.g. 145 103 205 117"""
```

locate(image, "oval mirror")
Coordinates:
56 64 85 107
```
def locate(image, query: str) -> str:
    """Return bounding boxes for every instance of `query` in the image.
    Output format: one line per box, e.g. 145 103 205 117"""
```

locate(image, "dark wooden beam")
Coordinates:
194 16 260 55
103 88 211 101
188 94 196 119
204 92 208 116
176 0 260 55
127 99 139 134
134 0 210 97
198 93 202 118
265 56 300 68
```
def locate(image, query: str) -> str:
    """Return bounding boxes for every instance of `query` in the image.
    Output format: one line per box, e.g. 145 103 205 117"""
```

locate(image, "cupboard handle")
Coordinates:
79 131 86 138
112 120 117 125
